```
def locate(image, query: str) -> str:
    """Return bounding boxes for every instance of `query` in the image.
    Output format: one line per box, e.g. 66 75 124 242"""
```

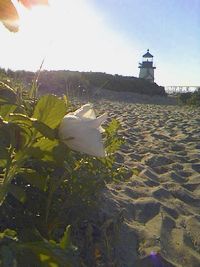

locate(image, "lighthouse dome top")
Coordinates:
143 49 153 58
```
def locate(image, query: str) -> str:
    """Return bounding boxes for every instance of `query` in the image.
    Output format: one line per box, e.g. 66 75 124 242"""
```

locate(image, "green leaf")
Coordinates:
19 228 45 242
19 169 47 191
7 184 26 203
52 143 68 165
59 226 71 250
9 113 33 126
33 139 58 161
0 82 17 104
105 119 121 136
3 229 17 238
6 122 30 151
35 138 58 151
16 125 33 149
0 122 11 148
32 120 56 140
0 184 8 205
33 95 66 129
21 139 58 162
0 245 15 267
0 121 29 151
21 147 44 161
0 181 27 206
105 119 124 154
0 230 17 267
0 105 16 120
20 241 74 267
0 147 9 167
0 147 9 159
10 114 57 141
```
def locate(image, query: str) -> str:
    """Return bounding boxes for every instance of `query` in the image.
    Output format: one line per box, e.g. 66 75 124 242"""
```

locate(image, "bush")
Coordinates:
0 78 125 266
178 88 200 106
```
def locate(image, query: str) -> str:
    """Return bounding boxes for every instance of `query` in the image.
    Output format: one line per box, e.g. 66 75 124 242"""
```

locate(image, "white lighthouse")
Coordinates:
138 49 156 83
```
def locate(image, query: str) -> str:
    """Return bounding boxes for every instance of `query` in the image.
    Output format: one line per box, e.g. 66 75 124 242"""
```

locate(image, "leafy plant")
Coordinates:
0 228 77 267
0 77 125 266
178 88 200 107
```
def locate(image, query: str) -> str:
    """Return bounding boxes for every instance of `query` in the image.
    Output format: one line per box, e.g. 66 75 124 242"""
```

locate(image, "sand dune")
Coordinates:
94 100 200 267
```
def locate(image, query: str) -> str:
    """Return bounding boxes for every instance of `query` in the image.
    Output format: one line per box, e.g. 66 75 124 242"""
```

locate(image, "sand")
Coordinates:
91 99 200 267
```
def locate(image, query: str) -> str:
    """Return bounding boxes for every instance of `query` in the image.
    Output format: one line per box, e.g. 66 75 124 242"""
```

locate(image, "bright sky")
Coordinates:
0 0 199 86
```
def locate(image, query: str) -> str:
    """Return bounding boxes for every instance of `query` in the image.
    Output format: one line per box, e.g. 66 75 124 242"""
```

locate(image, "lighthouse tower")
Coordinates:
138 49 156 83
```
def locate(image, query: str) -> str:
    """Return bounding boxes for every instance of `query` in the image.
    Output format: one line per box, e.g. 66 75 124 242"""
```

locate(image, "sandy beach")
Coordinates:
89 96 200 267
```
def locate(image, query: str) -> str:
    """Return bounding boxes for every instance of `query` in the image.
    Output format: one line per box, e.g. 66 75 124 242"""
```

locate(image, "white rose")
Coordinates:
58 104 107 157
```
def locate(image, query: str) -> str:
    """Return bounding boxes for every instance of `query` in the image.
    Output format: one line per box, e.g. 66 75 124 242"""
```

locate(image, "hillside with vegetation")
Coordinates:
1 68 166 97
177 88 200 106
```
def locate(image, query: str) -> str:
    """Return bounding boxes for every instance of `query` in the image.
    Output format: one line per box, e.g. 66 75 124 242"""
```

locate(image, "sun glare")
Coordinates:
0 0 139 76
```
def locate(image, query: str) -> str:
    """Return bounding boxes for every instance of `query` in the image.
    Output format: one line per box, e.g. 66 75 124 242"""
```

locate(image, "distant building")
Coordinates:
138 49 156 83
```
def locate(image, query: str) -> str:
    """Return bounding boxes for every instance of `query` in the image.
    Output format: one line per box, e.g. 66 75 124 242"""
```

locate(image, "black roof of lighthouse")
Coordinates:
143 49 153 58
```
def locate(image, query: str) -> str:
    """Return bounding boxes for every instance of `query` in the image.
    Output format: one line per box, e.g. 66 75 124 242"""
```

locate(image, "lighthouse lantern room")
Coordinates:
138 49 156 83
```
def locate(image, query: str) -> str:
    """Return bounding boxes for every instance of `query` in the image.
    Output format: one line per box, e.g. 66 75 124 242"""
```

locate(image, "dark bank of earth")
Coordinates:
5 69 165 96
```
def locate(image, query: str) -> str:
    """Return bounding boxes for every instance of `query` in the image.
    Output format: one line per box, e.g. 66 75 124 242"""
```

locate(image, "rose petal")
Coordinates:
19 0 48 8
2 20 19 32
59 106 107 157
65 127 105 157
86 113 107 129
74 103 95 120
0 0 19 32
